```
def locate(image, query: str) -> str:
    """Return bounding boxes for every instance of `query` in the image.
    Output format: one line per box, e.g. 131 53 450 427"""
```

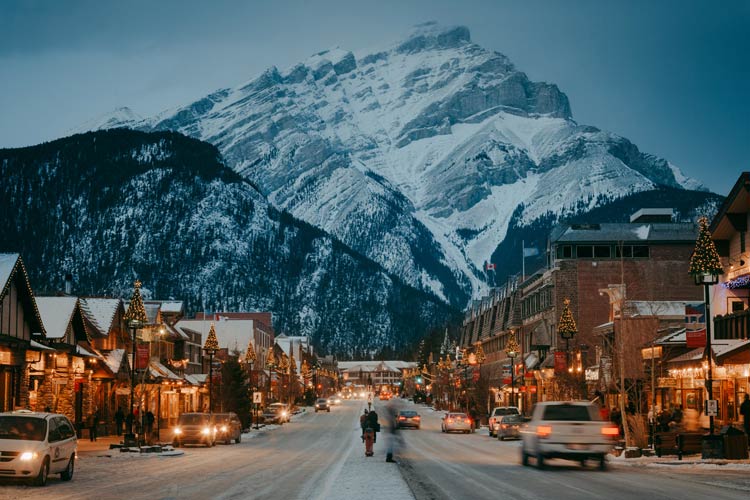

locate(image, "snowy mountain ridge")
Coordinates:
82 22 706 306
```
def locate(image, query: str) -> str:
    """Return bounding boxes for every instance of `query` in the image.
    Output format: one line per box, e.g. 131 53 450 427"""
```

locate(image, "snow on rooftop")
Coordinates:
0 253 19 290
633 225 650 240
35 296 78 339
80 298 120 335
159 301 184 313
102 349 126 374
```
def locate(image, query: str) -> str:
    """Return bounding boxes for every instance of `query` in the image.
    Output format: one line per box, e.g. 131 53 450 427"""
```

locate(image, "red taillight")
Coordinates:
602 426 619 437
414 416 421 420
537 425 552 438
399 416 406 421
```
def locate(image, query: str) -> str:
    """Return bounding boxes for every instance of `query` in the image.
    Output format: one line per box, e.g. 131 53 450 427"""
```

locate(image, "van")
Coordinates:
0 410 77 486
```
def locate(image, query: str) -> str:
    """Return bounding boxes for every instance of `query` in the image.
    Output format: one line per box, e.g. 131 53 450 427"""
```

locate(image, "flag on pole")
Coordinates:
523 246 539 257
485 262 496 271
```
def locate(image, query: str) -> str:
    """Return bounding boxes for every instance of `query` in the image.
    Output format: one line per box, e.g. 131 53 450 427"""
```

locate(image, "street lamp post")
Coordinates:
688 216 723 459
203 323 219 416
505 332 519 409
245 339 257 430
123 280 147 446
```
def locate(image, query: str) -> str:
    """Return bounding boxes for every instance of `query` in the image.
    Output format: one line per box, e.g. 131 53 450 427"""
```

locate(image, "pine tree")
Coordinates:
220 357 251 427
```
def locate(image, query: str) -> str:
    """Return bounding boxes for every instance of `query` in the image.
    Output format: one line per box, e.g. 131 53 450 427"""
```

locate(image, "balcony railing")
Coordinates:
714 309 750 340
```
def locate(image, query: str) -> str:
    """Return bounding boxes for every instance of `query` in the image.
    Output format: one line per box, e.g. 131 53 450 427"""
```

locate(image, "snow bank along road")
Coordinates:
3 398 749 500
390 399 750 500
0 400 411 500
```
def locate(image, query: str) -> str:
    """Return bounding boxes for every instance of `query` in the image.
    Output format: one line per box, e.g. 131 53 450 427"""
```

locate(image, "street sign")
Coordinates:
253 392 262 404
706 399 718 416
495 392 502 402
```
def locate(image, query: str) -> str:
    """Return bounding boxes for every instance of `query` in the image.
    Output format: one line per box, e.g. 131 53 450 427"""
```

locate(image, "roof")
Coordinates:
668 339 750 364
101 349 127 374
338 361 417 373
709 172 749 238
35 296 78 339
149 360 182 381
159 301 184 314
551 222 696 244
0 253 19 292
79 298 120 335
176 319 256 355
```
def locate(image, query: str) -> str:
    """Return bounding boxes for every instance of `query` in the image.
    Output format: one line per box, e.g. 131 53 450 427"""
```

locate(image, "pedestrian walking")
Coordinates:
115 407 125 436
740 393 750 436
87 410 99 442
125 412 134 435
145 410 155 441
366 409 380 443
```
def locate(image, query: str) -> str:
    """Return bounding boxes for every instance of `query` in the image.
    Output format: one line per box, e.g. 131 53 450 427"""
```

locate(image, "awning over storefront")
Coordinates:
29 340 56 351
149 361 183 381
530 322 551 350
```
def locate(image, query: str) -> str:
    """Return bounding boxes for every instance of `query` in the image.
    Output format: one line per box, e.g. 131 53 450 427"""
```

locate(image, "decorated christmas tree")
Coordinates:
244 340 257 364
558 298 578 339
124 280 148 325
689 216 724 278
203 323 219 351
475 343 486 364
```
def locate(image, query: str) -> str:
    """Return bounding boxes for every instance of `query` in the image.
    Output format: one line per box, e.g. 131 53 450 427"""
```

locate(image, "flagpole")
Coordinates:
522 240 525 281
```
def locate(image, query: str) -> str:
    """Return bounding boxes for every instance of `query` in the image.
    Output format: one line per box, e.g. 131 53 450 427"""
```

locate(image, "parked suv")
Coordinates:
488 406 520 437
213 412 242 444
172 413 216 447
0 410 77 486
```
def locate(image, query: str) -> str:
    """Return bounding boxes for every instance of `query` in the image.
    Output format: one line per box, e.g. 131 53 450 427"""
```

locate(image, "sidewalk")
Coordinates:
610 451 750 470
76 429 173 456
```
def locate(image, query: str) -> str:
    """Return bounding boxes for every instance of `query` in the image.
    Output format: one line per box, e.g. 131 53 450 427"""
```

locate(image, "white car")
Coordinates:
520 401 619 470
0 410 77 486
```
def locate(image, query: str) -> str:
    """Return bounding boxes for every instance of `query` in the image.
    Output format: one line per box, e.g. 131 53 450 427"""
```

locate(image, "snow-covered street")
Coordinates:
2 398 750 499
0 401 411 500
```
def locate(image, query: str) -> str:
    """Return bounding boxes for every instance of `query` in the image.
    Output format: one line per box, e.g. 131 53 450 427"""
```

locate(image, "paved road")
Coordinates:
0 401 375 500
388 399 750 500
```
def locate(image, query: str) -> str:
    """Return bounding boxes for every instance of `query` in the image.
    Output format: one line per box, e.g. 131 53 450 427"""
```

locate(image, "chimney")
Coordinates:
64 274 73 295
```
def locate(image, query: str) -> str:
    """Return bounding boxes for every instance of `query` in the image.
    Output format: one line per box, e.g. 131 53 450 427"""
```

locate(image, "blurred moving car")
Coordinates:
441 412 472 434
0 410 77 486
520 401 619 470
496 414 524 440
173 413 216 447
488 406 520 437
315 399 331 412
262 403 290 424
213 412 242 444
396 410 421 429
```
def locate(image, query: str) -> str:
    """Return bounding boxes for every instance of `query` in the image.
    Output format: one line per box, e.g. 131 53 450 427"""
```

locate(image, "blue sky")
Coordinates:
1 0 747 194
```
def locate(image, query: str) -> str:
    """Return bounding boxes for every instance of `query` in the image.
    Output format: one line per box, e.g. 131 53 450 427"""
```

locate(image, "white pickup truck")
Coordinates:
520 401 619 470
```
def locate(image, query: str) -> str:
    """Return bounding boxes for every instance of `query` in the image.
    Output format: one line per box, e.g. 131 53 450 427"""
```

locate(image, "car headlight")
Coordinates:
202 427 211 435
221 426 228 432
174 427 183 435
19 451 38 461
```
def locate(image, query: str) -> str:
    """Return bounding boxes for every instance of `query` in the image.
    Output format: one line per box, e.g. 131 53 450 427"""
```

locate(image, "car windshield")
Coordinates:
179 414 209 425
542 404 597 421
494 408 518 416
400 411 417 417
316 399 327 403
449 413 468 419
501 415 522 423
213 414 232 423
0 416 47 441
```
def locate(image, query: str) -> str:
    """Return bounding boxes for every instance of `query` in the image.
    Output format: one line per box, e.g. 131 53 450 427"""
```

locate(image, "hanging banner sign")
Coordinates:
686 328 706 348
136 345 149 369
554 351 567 374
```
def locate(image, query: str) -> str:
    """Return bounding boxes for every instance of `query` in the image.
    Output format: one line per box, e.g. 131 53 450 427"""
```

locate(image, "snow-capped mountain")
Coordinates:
0 129 458 356
85 22 707 306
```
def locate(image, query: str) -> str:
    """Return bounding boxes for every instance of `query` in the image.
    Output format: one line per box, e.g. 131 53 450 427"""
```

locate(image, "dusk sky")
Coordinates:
1 0 747 194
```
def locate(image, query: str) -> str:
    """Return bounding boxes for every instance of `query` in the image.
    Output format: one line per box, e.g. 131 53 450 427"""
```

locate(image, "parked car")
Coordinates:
396 410 421 429
520 401 619 470
441 412 472 434
0 410 77 486
315 399 330 412
213 412 242 444
262 403 290 424
496 414 524 440
488 406 520 437
172 413 216 447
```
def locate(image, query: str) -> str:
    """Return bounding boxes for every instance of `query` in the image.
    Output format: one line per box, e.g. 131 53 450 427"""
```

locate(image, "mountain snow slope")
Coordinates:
82 22 706 306
0 129 459 356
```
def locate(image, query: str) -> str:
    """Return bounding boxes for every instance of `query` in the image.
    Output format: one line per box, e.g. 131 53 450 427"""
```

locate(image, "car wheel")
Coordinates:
598 455 607 471
521 447 529 466
236 434 241 444
536 452 545 470
499 435 504 441
33 457 49 486
60 454 75 481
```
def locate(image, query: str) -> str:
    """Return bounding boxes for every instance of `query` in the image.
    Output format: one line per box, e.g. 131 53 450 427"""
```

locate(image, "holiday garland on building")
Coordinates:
558 298 578 339
474 343 486 364
689 216 724 278
266 347 276 368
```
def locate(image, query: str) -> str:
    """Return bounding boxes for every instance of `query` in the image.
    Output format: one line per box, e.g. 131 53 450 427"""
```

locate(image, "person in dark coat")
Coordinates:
125 412 134 435
87 410 99 442
740 393 750 436
145 410 155 441
366 409 380 443
115 407 125 436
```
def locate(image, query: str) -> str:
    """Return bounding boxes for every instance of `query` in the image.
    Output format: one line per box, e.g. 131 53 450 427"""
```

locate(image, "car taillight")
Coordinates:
399 416 406 421
602 426 619 437
414 416 420 420
501 424 508 429
537 425 552 438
